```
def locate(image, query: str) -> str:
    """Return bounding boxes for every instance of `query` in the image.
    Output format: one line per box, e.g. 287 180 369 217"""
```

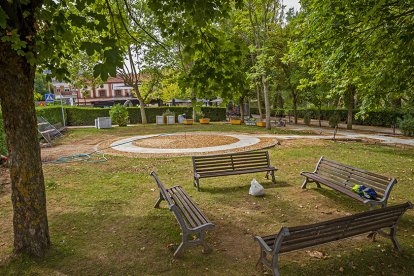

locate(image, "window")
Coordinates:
115 90 122 96
98 90 106 97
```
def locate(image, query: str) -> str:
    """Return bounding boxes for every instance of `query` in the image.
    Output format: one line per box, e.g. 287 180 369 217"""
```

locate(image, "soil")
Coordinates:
132 134 240 149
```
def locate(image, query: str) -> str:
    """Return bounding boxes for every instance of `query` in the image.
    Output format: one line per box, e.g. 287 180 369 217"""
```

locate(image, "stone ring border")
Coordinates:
110 132 262 154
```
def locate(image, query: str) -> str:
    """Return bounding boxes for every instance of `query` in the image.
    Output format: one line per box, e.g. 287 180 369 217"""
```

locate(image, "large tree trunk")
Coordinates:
262 74 271 130
0 47 50 256
292 91 298 124
345 85 355 130
239 97 245 123
255 83 263 119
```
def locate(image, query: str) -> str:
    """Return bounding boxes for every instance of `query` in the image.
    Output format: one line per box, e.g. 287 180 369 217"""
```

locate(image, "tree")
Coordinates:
0 0 122 256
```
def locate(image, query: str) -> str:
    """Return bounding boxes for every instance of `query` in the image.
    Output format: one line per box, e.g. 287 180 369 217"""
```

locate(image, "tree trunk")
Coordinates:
239 97 245 123
0 46 50 257
345 85 355 130
292 91 298 124
191 88 196 120
138 97 147 124
255 83 263 119
262 74 271 130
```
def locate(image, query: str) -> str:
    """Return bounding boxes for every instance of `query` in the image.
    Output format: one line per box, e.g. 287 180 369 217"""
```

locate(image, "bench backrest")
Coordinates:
193 151 271 174
273 202 412 254
315 157 396 200
150 172 175 207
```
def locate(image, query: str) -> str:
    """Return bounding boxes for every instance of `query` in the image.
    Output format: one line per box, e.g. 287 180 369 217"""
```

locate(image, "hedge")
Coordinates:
35 106 227 126
250 107 414 127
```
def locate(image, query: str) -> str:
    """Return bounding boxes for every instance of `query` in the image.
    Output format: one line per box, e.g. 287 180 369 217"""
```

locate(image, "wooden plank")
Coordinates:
322 159 391 182
172 187 210 225
319 162 389 187
170 193 199 228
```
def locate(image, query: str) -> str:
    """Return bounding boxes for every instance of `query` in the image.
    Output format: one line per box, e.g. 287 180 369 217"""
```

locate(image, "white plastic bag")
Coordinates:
249 178 265 196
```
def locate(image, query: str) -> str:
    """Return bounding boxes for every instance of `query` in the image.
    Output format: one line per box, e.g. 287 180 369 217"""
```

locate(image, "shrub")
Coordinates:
36 106 67 125
303 112 311 125
65 107 110 126
110 104 129 126
328 113 341 128
399 115 414 137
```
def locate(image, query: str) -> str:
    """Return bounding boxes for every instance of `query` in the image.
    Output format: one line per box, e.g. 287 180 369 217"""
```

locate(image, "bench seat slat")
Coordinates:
171 187 210 226
198 167 275 178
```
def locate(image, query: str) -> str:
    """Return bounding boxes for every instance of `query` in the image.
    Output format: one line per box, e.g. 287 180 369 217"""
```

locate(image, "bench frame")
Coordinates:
150 172 215 257
254 202 413 276
301 156 397 207
192 151 277 191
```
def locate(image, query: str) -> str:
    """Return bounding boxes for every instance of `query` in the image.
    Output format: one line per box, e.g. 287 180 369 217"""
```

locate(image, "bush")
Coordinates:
303 112 311 125
36 106 66 125
328 113 341 128
110 104 129 126
399 115 414 137
65 107 110 126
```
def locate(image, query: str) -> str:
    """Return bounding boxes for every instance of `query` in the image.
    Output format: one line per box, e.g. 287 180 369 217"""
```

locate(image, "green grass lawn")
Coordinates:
0 125 413 275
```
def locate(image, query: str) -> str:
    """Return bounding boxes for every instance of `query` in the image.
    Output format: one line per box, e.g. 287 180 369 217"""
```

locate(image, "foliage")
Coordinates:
162 109 175 117
36 106 66 125
303 112 311 125
109 104 129 126
399 116 414 137
65 107 110 126
328 113 341 128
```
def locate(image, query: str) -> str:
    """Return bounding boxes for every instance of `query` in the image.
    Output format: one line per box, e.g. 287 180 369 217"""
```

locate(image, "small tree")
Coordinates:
110 104 129 127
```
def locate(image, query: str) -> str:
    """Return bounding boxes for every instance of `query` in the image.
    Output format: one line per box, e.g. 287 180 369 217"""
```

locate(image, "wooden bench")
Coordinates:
150 172 215 257
254 202 412 276
192 151 277 191
301 156 397 207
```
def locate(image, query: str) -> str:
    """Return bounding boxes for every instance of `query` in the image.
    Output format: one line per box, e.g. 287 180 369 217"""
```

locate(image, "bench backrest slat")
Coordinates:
150 172 175 207
193 151 271 174
314 157 395 199
273 202 412 254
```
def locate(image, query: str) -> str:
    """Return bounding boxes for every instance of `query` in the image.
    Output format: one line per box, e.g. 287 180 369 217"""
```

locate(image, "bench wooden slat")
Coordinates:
255 202 412 275
151 172 215 257
323 158 390 181
319 162 390 186
316 167 387 194
171 187 210 225
301 157 396 207
193 151 277 191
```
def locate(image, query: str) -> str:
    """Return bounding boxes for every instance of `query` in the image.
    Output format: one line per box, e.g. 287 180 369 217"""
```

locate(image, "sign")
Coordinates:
45 93 55 103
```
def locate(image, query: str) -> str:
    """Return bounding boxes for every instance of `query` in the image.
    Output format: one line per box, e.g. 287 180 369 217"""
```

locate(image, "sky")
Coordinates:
283 0 301 12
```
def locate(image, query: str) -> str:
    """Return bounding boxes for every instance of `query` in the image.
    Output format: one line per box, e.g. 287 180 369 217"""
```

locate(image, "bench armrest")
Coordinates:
254 236 272 253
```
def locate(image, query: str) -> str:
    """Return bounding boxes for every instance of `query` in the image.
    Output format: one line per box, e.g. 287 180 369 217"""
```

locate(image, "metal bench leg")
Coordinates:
265 171 269 180
271 171 276 185
390 227 401 252
272 253 281 276
195 178 200 192
200 231 212 254
154 192 164 208
301 178 308 189
174 235 188 258
255 250 265 272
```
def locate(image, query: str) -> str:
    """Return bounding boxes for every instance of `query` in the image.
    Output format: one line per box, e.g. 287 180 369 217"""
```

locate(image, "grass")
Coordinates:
0 124 413 275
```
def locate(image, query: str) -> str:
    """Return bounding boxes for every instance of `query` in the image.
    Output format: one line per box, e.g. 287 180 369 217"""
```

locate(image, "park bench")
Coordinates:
254 201 412 276
150 172 215 257
301 157 397 208
192 151 277 191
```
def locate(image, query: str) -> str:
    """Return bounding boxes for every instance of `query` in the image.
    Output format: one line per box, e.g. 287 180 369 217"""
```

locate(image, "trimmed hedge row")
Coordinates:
250 107 414 127
36 106 227 126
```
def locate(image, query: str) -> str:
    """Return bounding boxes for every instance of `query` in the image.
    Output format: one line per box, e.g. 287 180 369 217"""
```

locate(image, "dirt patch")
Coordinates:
0 167 10 195
132 134 240 149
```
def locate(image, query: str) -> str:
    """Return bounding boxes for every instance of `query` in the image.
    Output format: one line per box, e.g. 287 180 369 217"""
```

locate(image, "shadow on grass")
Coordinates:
200 181 290 194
